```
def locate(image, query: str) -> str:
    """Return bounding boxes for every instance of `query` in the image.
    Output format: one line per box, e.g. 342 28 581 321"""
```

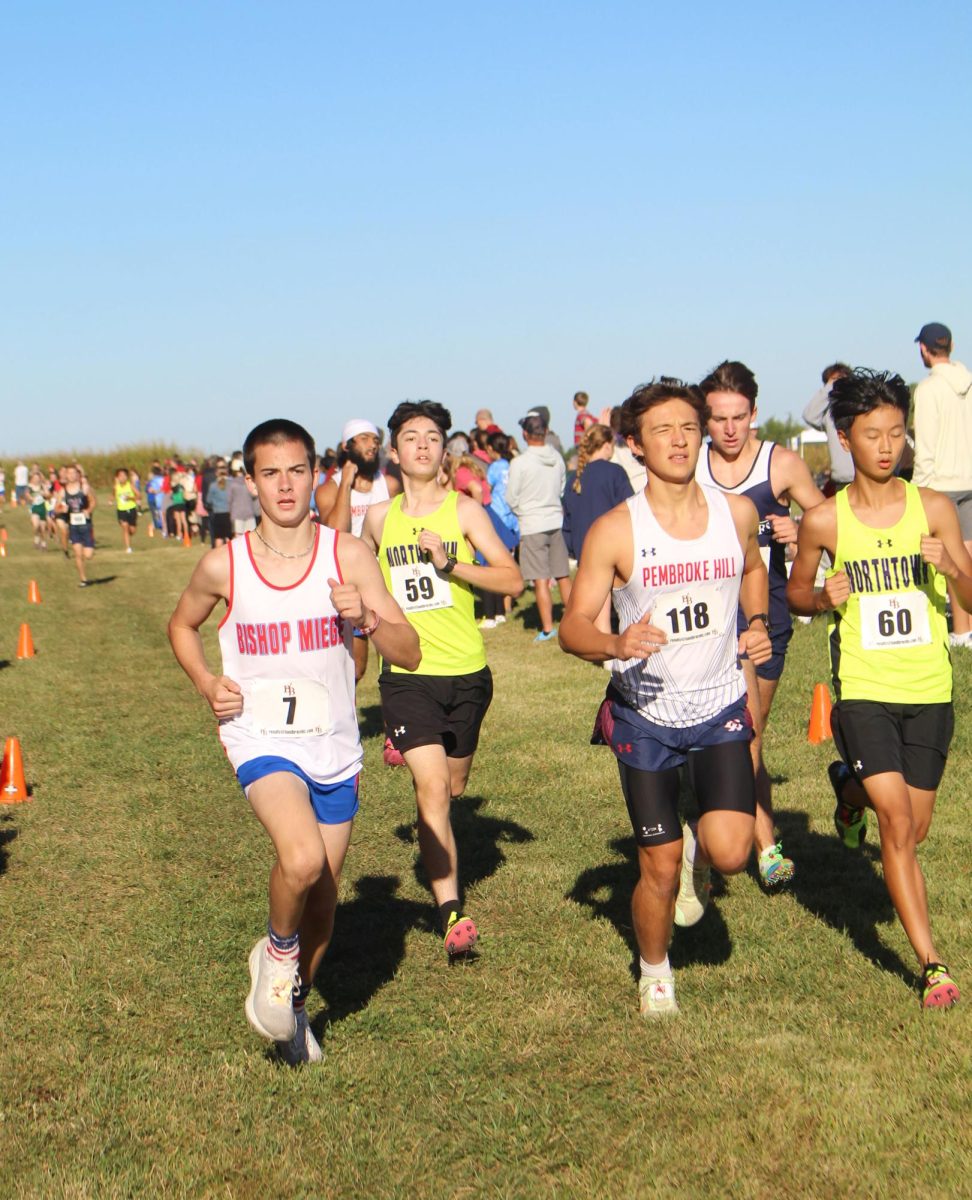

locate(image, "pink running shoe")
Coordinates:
444 912 478 957
383 737 405 767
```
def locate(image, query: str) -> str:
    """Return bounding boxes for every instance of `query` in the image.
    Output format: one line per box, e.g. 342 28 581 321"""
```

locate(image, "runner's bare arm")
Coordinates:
559 505 666 662
333 535 421 671
314 478 342 529
768 446 825 543
729 494 772 665
785 501 845 616
920 489 972 613
438 495 523 596
167 546 244 718
360 501 390 555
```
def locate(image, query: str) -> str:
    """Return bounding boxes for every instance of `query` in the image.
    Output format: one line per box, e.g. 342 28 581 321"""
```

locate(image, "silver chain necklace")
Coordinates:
253 527 315 560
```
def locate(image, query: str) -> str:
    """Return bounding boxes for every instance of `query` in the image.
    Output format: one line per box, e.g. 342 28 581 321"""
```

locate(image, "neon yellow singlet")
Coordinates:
114 481 137 511
828 483 950 703
378 491 486 676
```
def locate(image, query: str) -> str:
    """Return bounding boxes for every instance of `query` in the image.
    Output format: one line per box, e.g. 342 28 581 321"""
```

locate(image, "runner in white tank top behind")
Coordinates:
169 419 418 1064
559 379 772 1018
315 418 401 684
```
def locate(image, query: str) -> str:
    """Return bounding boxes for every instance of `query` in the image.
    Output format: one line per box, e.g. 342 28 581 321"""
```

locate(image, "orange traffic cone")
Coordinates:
0 527 7 540
182 530 192 548
808 683 833 744
28 579 41 604
0 543 6 558
0 737 29 803
16 623 35 659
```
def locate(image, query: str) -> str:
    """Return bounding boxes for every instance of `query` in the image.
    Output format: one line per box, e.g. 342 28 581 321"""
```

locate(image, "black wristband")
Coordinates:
440 554 458 575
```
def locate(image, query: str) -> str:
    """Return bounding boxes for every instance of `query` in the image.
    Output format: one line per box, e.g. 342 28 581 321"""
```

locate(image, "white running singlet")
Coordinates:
331 470 390 538
611 486 745 727
217 526 362 784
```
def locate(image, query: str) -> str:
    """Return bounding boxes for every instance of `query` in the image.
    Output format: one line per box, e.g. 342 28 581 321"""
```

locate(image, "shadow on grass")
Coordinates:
313 874 428 1036
394 794 534 896
356 703 385 741
84 575 118 587
514 591 566 634
0 825 18 876
0 660 11 671
775 810 915 986
568 835 733 981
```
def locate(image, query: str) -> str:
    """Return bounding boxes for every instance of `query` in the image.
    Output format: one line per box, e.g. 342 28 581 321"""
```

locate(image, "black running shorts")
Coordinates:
380 667 493 759
831 700 954 790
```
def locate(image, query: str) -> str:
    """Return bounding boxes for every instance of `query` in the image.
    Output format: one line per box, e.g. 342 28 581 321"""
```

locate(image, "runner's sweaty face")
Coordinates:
392 418 446 481
630 399 703 484
705 391 755 460
839 404 906 482
247 439 314 528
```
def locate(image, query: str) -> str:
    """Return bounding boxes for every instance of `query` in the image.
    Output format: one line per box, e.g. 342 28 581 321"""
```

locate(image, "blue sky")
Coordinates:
4 1 971 455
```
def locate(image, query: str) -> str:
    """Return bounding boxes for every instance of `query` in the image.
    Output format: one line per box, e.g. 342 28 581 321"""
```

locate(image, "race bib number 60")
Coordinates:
250 679 330 737
859 591 932 651
654 583 725 644
390 561 454 614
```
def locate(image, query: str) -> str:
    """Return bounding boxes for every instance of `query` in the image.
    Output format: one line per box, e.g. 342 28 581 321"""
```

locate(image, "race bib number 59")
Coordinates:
250 679 330 737
858 591 932 651
390 561 453 614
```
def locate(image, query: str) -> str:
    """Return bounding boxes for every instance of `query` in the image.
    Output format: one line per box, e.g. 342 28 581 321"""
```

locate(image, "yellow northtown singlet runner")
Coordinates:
828 482 950 703
378 491 486 676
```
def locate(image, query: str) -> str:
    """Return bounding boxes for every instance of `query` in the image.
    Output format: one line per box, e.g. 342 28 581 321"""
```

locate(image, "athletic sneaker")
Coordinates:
533 628 557 643
948 632 972 648
244 937 299 1041
478 617 497 629
673 824 710 927
444 911 478 957
921 963 960 1010
276 1007 323 1066
757 842 795 889
639 974 679 1018
829 760 867 848
78 580 90 588
383 737 405 767
495 615 507 624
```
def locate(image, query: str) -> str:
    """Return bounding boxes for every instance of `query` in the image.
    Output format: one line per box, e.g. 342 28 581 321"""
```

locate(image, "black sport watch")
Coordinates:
440 554 458 575
747 612 772 635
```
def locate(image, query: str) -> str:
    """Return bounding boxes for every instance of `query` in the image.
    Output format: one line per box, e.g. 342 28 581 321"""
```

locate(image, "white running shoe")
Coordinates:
245 937 299 1041
478 618 497 629
949 632 972 648
495 615 507 624
639 974 679 1018
673 824 711 928
276 1007 323 1066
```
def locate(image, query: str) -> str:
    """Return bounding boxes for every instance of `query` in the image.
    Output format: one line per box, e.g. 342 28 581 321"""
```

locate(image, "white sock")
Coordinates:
640 955 672 979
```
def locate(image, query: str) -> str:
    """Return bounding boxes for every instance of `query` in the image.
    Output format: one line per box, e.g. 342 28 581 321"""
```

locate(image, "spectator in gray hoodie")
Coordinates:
506 411 573 642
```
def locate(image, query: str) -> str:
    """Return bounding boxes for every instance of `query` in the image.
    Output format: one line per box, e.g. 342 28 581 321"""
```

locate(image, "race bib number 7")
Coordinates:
858 591 932 651
250 679 330 737
390 561 453 614
653 583 725 644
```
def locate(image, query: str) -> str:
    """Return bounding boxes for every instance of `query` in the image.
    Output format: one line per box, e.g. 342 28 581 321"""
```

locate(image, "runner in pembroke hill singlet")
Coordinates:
560 378 772 1019
788 368 969 1010
696 360 825 891
362 400 523 960
169 418 418 1064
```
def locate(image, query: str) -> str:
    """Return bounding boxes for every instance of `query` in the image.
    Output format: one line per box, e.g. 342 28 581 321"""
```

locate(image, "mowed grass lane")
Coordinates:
0 502 969 1198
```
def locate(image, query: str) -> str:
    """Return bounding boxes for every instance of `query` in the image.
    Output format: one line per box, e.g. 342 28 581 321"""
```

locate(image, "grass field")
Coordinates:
1 502 970 1199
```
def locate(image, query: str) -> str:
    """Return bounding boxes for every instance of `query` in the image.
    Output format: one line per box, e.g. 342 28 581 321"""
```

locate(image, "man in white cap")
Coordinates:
316 419 401 681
